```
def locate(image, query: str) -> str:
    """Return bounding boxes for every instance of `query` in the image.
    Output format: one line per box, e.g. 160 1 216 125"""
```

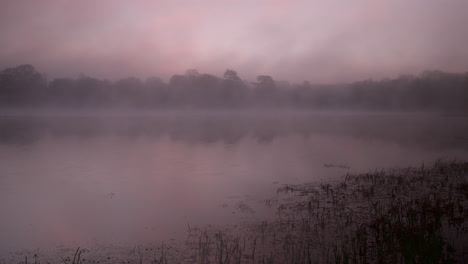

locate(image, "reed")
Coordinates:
7 160 467 263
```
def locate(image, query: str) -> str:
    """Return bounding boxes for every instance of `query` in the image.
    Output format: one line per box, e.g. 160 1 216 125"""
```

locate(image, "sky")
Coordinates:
1 0 468 83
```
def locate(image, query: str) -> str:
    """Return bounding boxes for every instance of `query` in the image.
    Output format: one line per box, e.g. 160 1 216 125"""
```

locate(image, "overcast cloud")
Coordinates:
1 0 468 82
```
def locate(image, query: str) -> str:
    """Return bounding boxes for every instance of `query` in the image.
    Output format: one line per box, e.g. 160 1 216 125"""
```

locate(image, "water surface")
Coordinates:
1 112 467 253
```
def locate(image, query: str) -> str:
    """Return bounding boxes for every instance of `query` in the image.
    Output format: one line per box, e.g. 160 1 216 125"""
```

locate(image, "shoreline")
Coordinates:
2 160 467 263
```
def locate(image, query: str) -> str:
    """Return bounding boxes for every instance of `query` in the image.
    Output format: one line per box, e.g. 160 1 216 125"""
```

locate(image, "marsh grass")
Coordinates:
260 159 467 263
182 160 467 263
5 160 467 263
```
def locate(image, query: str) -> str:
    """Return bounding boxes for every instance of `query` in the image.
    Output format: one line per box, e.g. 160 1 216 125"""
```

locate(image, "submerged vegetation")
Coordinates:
4 160 467 263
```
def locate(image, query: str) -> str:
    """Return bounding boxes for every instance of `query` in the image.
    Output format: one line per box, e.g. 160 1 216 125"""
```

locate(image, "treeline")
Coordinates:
0 64 467 111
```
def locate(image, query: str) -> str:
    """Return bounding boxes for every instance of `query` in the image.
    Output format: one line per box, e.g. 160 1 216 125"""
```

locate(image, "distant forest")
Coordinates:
0 64 467 112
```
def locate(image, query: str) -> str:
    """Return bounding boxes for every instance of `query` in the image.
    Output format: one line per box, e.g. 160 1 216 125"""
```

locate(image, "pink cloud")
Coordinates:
1 0 468 82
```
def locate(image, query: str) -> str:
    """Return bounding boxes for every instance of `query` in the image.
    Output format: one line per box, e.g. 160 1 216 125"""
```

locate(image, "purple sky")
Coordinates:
1 0 468 83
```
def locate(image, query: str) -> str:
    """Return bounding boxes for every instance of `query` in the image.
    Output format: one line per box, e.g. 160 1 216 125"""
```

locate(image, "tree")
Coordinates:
223 69 240 81
254 75 276 105
145 77 168 107
113 77 144 107
0 64 46 106
220 69 248 106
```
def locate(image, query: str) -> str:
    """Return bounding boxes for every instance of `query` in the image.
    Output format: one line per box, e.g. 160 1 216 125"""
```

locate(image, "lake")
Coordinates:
1 111 468 256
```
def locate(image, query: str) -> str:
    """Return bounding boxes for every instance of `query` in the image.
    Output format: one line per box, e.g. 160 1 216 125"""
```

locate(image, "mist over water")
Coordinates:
1 112 468 254
1 1 468 261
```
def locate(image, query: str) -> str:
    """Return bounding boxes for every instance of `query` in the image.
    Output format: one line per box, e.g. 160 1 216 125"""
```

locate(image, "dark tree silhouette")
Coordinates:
220 69 248 106
254 75 276 105
223 69 240 81
0 64 467 112
0 64 46 106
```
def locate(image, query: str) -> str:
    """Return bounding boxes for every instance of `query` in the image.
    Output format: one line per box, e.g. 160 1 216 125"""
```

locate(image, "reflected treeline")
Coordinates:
1 114 468 150
1 65 468 112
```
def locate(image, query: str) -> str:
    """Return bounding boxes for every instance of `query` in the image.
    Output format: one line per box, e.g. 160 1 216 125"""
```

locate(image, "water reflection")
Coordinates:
1 113 467 150
1 112 468 253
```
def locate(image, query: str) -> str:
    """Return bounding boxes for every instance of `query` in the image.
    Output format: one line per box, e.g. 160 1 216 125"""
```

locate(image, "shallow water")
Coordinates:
1 112 468 253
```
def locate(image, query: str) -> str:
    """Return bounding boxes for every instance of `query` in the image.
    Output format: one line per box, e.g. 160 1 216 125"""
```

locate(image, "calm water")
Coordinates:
1 112 468 253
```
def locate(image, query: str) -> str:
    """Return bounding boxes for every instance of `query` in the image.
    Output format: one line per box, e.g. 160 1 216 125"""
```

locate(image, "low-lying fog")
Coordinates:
1 111 467 253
